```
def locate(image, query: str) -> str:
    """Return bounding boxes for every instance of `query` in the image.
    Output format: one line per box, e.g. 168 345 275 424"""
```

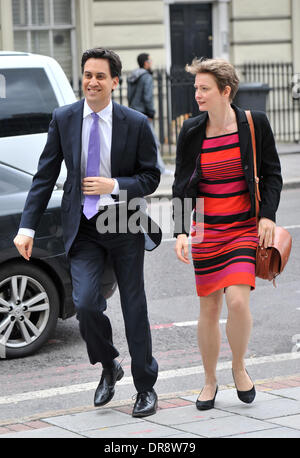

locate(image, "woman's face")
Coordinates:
194 72 230 112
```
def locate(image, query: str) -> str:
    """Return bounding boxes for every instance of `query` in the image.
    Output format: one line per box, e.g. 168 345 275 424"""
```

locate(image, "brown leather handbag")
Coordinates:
246 110 292 286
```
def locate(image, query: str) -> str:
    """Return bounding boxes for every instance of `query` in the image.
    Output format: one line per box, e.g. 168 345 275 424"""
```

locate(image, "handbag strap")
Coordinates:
245 110 261 226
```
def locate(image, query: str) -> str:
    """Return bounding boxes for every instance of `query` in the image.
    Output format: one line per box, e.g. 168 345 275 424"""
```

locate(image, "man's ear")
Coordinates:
111 76 119 92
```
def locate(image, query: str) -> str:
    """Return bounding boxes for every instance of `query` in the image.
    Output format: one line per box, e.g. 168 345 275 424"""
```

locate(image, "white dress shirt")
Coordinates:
81 99 119 206
19 99 119 239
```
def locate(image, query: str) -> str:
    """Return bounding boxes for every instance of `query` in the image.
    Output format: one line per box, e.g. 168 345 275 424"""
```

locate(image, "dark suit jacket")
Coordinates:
20 99 161 254
172 104 283 237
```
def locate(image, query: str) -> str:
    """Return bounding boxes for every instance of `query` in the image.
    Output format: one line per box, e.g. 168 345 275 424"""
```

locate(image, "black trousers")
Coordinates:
68 209 158 393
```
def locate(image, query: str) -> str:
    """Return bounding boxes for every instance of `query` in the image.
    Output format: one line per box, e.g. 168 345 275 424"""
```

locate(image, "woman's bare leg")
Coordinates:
225 285 253 390
197 289 223 400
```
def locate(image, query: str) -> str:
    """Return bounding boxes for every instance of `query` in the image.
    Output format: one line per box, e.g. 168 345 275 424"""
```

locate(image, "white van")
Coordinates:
0 51 77 182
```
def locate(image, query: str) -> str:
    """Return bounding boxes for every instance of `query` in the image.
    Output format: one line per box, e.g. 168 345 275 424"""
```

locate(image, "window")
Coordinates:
12 0 78 94
0 68 58 137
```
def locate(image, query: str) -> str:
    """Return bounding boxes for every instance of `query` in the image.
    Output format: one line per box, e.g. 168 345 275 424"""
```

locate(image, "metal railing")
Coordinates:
238 62 300 143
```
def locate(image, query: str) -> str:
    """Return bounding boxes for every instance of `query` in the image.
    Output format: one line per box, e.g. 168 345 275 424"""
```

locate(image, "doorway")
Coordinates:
170 3 212 70
169 3 213 118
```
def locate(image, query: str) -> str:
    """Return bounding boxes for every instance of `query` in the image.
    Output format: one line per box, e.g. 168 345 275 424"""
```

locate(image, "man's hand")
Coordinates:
174 234 190 264
258 217 276 248
82 177 115 195
13 234 34 261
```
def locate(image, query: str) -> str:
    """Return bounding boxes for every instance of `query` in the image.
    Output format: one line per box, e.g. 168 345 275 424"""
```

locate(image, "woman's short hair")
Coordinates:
185 58 239 101
81 47 122 78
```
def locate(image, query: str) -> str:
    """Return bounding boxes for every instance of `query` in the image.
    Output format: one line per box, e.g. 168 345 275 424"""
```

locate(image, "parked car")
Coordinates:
0 162 117 359
0 51 76 183
0 162 74 359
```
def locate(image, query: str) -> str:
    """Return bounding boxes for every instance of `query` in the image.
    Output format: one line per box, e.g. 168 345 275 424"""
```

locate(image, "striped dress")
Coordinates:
191 132 259 297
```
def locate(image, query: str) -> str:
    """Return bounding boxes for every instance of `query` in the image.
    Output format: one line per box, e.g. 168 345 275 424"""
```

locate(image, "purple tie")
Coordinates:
83 112 100 219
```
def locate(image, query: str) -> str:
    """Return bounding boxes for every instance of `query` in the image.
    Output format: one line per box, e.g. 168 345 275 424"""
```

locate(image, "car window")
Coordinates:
0 166 32 195
0 68 59 138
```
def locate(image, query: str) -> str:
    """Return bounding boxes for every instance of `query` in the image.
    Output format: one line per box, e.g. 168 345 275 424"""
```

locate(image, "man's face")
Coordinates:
144 56 152 71
82 58 119 110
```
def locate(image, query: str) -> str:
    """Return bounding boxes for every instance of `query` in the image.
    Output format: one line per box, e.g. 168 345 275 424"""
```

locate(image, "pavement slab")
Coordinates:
269 413 300 430
2 374 300 439
145 404 233 426
0 425 83 438
221 398 300 420
44 408 143 433
174 415 276 438
229 426 300 438
83 421 180 438
269 386 300 400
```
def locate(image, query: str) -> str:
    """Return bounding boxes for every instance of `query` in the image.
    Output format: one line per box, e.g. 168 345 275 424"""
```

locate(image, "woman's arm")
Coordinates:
255 112 283 247
256 113 283 222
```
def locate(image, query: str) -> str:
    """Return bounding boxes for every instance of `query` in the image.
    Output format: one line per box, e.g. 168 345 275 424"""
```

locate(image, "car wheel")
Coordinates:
0 262 59 359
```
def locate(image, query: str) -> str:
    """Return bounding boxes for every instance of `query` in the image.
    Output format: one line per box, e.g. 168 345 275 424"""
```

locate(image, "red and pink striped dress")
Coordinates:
191 132 259 297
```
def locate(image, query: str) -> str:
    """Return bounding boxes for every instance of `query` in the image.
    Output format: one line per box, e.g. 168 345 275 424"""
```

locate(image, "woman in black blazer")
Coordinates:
172 58 282 410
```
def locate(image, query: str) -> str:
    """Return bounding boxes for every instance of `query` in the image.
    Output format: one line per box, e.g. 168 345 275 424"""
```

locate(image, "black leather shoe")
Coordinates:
196 385 218 411
94 360 124 407
232 369 256 404
132 389 158 417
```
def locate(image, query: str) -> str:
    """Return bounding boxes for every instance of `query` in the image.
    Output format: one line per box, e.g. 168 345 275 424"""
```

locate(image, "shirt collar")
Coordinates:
83 99 113 122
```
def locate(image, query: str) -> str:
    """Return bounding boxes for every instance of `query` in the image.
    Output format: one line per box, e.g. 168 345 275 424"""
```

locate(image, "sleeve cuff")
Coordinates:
18 228 35 239
112 178 120 195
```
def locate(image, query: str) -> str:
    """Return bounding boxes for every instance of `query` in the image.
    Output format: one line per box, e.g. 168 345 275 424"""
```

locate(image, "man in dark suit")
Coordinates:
14 48 160 418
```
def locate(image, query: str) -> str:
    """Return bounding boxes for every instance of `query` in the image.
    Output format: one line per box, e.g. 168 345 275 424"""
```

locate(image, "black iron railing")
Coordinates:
238 62 300 143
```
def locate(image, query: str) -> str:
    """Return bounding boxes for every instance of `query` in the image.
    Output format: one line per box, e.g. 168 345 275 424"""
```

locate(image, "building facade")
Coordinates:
1 0 299 74
1 0 299 142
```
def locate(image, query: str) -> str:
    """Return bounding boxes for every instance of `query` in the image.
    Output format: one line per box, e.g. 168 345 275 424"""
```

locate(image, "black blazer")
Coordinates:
172 104 283 236
20 100 161 254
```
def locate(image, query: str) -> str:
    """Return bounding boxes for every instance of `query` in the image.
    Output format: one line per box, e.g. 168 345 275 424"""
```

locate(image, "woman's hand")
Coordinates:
174 234 190 264
258 217 276 248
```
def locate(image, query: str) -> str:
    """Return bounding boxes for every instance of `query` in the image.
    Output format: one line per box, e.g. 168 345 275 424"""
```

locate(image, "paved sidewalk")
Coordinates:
1 374 300 438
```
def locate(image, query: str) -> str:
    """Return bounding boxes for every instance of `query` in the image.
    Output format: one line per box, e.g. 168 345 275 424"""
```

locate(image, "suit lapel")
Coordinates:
111 101 129 177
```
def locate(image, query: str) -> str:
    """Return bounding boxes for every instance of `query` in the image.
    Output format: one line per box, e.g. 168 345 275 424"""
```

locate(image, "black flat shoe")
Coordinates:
132 389 158 417
94 360 124 407
196 385 218 410
232 369 256 404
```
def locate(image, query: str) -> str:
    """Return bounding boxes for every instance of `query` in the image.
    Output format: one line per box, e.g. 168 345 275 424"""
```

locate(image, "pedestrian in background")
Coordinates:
173 58 282 410
127 53 172 175
14 47 161 418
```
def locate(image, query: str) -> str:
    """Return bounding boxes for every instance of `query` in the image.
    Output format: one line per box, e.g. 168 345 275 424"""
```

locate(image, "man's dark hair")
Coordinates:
137 53 149 69
81 47 122 78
